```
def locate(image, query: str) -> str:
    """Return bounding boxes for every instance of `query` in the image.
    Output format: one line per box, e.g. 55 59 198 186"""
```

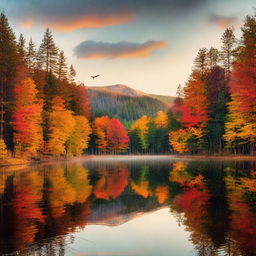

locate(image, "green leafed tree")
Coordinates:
37 28 58 73
26 38 37 72
56 50 68 80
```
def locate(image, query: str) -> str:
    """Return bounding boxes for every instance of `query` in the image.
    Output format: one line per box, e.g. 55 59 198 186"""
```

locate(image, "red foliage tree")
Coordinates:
73 84 91 119
13 77 43 155
181 71 209 128
107 118 130 153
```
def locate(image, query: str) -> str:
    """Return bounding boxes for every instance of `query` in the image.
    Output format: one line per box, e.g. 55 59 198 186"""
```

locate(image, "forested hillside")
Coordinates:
88 85 171 124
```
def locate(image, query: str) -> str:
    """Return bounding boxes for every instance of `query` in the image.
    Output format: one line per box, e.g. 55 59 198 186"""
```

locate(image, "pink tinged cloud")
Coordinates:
20 12 136 31
209 14 238 29
74 40 168 59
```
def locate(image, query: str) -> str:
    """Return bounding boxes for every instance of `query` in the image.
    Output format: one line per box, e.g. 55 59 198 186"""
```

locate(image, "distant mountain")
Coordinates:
90 84 147 97
88 84 175 123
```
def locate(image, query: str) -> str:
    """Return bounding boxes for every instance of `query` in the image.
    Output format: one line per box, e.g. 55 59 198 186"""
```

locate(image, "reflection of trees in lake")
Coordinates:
0 160 255 255
225 168 256 255
93 165 130 200
169 161 256 256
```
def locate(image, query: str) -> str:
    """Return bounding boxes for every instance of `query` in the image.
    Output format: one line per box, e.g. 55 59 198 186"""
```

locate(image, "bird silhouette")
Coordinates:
91 75 100 79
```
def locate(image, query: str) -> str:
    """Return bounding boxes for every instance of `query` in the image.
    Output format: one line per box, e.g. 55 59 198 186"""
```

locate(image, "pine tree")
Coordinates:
17 34 26 62
0 12 18 142
37 28 58 73
221 28 236 77
69 65 76 83
26 38 37 71
56 50 68 80
194 48 208 75
207 47 219 70
206 66 229 153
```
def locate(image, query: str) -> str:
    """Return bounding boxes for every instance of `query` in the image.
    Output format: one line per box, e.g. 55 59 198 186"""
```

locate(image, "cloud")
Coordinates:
21 12 135 31
74 40 168 59
6 0 211 31
209 14 238 29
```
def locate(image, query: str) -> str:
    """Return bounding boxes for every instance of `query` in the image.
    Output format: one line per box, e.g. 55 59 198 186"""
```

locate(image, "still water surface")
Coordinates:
0 157 256 255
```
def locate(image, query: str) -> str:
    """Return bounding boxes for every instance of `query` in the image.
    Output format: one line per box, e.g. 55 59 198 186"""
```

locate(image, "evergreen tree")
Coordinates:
44 72 59 106
37 28 58 73
69 65 76 83
207 47 219 70
0 12 18 143
56 50 68 80
26 38 37 72
194 48 208 75
221 28 236 77
206 66 229 153
17 34 26 62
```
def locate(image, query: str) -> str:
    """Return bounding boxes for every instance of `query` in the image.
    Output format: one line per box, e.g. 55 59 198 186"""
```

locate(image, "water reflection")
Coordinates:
0 159 256 255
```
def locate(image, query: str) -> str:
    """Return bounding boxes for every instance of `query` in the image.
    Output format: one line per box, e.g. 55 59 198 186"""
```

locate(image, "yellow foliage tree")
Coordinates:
66 116 92 156
47 97 75 155
169 127 204 153
130 115 151 150
224 94 256 151
154 111 169 128
0 139 8 159
169 129 191 153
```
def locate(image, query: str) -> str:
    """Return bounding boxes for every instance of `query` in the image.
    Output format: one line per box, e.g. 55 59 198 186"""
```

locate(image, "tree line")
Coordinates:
0 12 255 158
169 13 256 155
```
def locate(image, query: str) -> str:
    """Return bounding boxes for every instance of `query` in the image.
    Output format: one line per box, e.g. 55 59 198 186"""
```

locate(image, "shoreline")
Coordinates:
0 154 255 169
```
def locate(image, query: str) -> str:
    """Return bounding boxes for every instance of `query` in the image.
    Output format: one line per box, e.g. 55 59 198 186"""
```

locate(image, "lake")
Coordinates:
0 156 256 256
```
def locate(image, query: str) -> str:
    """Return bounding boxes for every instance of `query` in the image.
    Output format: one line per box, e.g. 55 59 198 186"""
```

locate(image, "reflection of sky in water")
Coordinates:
68 208 195 256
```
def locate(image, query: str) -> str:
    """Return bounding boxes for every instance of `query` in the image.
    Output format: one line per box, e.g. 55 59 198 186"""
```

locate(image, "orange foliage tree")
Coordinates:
92 116 111 153
13 77 43 155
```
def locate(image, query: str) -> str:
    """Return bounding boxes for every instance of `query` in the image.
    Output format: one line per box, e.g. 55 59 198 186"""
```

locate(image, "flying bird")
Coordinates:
91 75 100 79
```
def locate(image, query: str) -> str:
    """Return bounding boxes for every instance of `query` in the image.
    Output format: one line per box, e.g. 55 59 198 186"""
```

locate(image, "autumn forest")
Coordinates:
0 11 255 161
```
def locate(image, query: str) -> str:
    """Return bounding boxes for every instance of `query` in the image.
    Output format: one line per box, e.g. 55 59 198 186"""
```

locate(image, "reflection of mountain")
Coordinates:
88 197 164 226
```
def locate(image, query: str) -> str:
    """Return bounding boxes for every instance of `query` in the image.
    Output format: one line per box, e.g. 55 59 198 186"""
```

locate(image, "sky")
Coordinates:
1 0 255 96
